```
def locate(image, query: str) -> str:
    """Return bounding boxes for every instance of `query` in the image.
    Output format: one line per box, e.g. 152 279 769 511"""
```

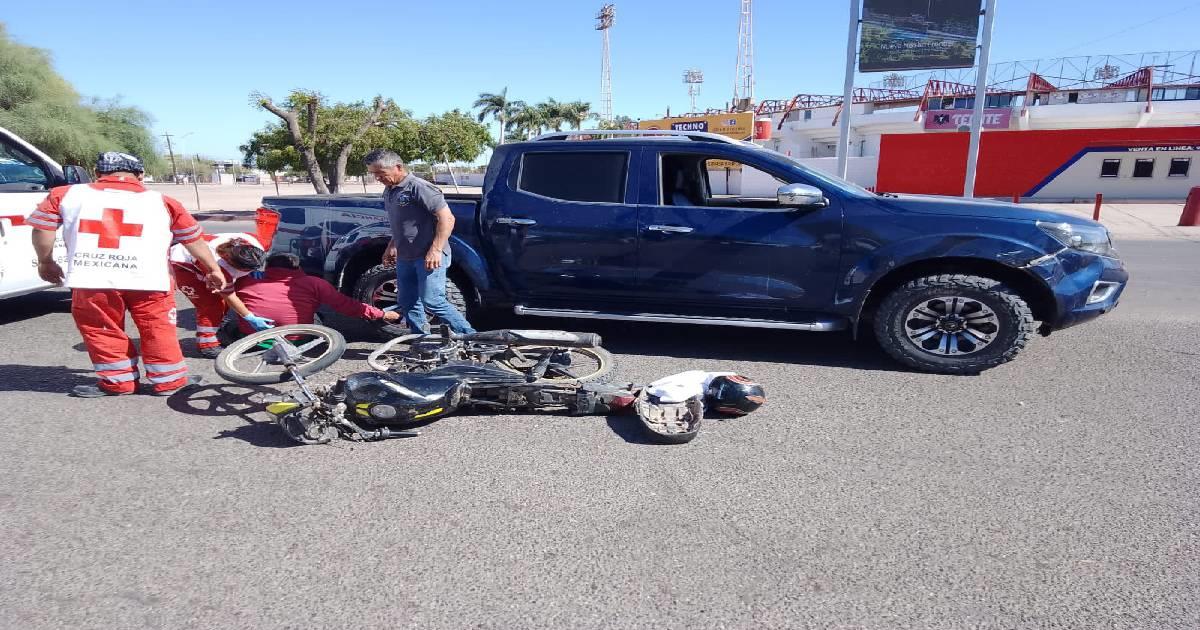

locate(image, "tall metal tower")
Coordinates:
683 69 704 112
596 4 615 122
733 0 754 107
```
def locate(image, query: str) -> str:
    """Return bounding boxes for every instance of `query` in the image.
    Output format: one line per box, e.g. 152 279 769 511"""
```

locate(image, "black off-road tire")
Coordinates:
873 274 1035 374
352 264 470 338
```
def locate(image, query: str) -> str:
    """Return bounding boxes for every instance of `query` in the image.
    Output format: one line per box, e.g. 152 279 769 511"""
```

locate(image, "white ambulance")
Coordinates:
0 127 90 299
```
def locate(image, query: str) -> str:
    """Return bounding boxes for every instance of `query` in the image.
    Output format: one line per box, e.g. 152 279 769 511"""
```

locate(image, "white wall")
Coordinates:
434 172 485 186
789 156 879 190
1034 150 1198 200
714 155 880 197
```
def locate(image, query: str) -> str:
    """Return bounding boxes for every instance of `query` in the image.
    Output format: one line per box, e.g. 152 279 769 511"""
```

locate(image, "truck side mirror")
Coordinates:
64 165 91 184
777 183 827 208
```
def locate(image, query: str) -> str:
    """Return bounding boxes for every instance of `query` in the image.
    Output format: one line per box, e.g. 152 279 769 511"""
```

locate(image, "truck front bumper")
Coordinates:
1027 248 1129 331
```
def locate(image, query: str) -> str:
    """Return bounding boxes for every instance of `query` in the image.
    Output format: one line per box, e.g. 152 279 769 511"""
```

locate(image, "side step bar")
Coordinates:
512 305 847 332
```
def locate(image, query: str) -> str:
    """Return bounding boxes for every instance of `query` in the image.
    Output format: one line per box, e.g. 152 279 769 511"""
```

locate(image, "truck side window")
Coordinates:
660 153 785 209
518 152 627 203
0 140 50 192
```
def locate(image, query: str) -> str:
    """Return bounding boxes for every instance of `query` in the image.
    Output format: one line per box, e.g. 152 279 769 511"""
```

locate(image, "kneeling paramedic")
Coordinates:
30 152 225 397
227 253 402 337
170 232 272 357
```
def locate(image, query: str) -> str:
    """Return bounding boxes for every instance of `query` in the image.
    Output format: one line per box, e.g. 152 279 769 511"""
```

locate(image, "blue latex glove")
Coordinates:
242 313 275 331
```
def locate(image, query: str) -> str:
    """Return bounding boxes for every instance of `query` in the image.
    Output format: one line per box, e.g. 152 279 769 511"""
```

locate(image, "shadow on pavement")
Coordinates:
165 383 271 425
166 383 303 448
605 414 662 445
0 364 94 393
0 289 72 326
478 313 904 373
213 421 300 449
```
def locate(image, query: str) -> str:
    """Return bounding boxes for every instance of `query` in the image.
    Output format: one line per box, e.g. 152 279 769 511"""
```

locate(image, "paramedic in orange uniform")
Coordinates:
29 152 225 397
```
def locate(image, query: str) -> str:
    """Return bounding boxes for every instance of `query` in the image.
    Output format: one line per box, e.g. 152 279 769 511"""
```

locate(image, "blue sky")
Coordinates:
4 0 1199 160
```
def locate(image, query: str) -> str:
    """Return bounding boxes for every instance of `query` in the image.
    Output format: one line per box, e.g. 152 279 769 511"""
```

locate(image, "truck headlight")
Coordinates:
1036 221 1116 257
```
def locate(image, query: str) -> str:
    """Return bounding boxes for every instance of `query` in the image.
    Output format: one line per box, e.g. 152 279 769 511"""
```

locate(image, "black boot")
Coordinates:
70 385 132 398
151 375 205 396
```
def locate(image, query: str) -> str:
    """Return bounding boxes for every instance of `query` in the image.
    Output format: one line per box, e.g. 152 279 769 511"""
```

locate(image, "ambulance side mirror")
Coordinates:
64 165 90 184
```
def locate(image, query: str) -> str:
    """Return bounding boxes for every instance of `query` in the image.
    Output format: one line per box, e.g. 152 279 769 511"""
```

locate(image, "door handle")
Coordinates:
647 224 694 234
495 217 537 226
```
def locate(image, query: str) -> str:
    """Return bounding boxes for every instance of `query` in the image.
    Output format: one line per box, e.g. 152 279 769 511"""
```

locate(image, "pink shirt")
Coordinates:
234 268 385 333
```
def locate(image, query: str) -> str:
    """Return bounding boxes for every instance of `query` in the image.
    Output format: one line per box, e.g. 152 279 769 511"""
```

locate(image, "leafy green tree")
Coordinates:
0 24 161 168
416 109 493 165
251 90 391 193
598 115 636 130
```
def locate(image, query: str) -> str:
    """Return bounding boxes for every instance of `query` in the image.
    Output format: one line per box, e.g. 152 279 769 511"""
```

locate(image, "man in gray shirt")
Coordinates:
364 149 475 334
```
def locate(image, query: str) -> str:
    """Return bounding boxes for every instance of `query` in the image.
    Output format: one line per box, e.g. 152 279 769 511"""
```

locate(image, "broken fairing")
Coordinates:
635 391 704 444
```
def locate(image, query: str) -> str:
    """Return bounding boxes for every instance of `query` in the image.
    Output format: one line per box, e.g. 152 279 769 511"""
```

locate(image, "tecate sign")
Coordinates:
924 109 1012 130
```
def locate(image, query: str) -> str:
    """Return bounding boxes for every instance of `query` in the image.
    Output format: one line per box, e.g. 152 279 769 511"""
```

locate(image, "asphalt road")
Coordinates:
1 237 1197 630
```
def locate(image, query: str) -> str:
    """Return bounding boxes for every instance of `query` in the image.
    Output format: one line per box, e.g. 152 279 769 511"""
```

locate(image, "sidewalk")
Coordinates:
1027 202 1200 242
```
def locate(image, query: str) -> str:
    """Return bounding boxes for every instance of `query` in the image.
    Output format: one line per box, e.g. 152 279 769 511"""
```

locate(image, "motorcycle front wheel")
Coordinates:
214 325 347 385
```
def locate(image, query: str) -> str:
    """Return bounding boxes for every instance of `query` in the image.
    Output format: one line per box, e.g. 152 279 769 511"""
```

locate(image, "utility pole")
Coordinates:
161 133 179 183
190 154 201 211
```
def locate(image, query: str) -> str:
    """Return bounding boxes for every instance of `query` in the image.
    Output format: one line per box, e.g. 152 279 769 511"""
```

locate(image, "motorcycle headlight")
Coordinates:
369 404 398 419
1036 221 1116 257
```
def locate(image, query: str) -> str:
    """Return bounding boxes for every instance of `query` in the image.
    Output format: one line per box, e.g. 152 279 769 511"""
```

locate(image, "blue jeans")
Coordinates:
395 251 475 334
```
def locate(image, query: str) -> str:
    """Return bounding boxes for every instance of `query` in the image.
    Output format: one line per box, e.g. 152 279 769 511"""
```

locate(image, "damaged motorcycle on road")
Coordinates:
213 325 764 446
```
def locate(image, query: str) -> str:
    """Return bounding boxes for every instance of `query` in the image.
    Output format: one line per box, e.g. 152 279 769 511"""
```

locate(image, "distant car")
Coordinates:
237 174 261 184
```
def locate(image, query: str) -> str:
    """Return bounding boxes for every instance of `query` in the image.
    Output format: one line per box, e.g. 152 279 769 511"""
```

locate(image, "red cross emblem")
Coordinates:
78 208 143 249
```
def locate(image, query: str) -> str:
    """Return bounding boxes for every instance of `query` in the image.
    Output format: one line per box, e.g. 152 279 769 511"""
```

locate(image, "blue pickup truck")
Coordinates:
260 129 1127 374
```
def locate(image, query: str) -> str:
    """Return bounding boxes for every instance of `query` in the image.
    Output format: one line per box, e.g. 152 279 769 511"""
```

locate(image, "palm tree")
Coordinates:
508 104 548 140
473 88 523 145
560 101 594 129
536 99 568 132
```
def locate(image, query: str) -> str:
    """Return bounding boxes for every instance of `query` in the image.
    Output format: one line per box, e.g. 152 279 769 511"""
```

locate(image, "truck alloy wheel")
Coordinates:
873 274 1035 374
902 296 999 356
352 264 470 338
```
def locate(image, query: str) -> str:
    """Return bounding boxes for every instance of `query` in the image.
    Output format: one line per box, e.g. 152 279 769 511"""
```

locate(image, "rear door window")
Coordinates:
517 152 628 203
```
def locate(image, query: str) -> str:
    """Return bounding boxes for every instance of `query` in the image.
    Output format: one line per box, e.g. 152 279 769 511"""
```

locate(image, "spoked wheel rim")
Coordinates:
503 346 608 382
903 295 1000 357
221 327 342 381
366 334 434 372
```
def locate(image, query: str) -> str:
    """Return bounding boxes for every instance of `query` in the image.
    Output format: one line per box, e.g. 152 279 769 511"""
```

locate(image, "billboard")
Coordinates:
923 108 1011 130
859 0 981 72
638 112 754 170
637 112 754 141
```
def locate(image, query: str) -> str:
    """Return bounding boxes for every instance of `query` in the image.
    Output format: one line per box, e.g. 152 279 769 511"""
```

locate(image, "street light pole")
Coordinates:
837 0 862 179
963 0 998 198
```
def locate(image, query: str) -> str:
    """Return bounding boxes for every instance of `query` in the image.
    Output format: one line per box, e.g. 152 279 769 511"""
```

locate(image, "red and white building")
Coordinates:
749 50 1200 200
